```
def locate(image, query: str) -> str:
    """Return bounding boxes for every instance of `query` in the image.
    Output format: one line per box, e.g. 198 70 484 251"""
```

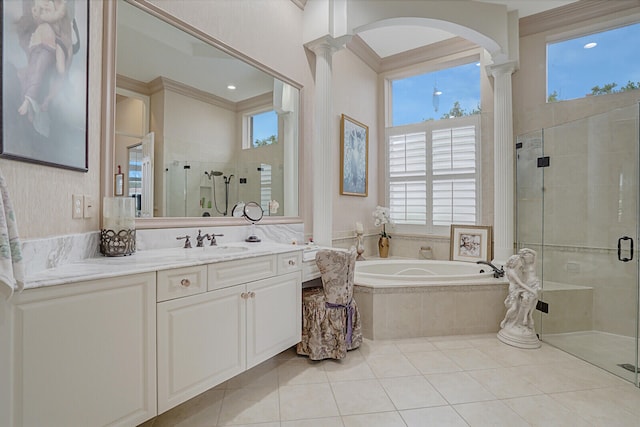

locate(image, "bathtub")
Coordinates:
353 259 508 340
355 259 497 286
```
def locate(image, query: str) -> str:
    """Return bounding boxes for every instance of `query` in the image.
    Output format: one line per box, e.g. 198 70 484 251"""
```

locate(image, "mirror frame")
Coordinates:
101 0 303 229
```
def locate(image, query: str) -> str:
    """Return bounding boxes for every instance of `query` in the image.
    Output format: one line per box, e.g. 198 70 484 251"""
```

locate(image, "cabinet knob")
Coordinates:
241 292 248 299
288 259 296 266
180 278 191 287
249 291 256 298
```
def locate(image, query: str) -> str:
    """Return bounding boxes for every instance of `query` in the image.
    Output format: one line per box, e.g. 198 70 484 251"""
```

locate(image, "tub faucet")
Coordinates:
476 260 505 278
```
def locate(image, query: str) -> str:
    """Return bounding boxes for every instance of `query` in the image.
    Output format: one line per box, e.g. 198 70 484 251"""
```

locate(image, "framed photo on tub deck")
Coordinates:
450 224 492 262
0 0 89 171
340 114 368 196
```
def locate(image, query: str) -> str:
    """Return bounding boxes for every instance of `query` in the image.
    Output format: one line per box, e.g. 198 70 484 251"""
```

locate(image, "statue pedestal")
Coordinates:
497 326 541 349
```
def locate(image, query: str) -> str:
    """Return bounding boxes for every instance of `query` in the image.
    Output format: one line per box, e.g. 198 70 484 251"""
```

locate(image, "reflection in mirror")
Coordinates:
242 201 264 243
113 0 299 221
244 201 264 223
231 202 245 218
127 144 141 214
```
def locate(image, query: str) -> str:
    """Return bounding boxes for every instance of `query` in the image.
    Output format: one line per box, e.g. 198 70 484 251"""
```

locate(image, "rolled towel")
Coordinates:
0 167 24 298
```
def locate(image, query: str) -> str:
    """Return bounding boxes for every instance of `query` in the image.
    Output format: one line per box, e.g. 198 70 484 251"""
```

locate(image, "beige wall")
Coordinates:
331 48 380 239
0 5 104 238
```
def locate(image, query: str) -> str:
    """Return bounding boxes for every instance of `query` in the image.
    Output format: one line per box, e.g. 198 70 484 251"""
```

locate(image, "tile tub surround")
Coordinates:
354 282 509 340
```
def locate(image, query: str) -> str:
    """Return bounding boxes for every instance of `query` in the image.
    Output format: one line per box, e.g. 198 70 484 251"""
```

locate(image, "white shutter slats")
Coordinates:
387 118 478 229
433 125 476 176
431 124 476 225
388 131 427 224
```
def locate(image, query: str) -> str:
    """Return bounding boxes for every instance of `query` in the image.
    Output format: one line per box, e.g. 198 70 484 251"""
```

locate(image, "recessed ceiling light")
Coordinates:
584 42 597 49
227 85 236 90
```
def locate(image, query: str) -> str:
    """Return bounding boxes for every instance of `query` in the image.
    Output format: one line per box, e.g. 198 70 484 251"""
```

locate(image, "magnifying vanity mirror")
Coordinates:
232 201 264 242
104 0 300 228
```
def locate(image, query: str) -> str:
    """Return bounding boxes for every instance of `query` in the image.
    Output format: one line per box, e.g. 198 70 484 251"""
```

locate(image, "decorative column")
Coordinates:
305 36 349 246
488 61 517 265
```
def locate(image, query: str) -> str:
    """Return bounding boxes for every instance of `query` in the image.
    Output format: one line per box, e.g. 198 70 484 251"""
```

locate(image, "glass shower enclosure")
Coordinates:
516 104 639 386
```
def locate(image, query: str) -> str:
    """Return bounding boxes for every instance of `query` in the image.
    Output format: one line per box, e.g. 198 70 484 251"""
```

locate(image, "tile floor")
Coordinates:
543 330 639 384
141 334 640 426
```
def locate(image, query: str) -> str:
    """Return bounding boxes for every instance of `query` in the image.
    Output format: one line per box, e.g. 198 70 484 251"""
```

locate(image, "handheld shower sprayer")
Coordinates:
208 171 232 216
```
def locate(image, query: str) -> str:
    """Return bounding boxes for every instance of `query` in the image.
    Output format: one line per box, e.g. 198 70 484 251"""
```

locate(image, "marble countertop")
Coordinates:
25 241 305 289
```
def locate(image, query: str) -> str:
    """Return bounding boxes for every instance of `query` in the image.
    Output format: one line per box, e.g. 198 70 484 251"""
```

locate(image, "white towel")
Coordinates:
0 167 24 298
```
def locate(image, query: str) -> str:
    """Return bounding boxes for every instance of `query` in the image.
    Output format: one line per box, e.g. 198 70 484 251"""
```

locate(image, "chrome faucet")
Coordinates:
207 233 224 246
176 235 192 248
195 230 209 247
476 260 505 278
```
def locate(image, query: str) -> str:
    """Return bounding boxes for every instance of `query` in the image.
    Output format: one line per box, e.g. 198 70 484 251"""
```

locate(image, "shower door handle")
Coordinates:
617 236 634 262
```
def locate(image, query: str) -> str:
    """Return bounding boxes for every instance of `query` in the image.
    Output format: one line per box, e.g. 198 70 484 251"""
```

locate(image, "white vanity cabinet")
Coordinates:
5 273 157 427
157 253 301 414
246 271 301 368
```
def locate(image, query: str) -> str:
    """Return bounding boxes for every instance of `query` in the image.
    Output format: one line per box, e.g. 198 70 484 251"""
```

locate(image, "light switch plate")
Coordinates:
72 195 83 219
83 195 93 218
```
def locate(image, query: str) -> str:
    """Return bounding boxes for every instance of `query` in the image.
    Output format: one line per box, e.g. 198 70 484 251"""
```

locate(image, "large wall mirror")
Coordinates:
104 0 300 228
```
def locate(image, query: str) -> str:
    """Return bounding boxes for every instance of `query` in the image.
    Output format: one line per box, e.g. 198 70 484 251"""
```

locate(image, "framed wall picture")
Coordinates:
340 114 368 196
450 225 492 262
1 0 89 171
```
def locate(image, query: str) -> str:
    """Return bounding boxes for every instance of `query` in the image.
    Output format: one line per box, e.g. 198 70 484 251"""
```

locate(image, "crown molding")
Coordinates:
347 35 382 72
347 35 477 74
148 77 237 111
115 75 237 111
115 74 274 114
520 0 640 36
116 74 152 95
379 37 477 73
236 92 274 112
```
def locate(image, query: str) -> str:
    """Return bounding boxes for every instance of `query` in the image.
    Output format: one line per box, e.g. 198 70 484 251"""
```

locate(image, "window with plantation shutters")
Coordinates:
432 124 477 226
388 130 428 224
386 116 480 232
260 163 272 213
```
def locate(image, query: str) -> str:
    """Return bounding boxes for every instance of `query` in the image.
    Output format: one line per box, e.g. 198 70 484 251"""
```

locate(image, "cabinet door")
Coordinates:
12 273 156 427
246 272 301 369
157 285 245 413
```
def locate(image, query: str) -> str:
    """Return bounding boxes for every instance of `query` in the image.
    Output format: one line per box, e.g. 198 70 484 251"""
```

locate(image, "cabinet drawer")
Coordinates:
208 255 277 290
277 251 302 275
157 265 207 302
302 260 320 282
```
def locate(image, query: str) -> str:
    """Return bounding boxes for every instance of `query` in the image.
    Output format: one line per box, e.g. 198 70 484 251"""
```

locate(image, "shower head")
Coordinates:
205 170 224 179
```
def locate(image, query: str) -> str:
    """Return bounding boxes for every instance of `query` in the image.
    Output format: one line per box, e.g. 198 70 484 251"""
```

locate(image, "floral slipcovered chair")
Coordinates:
296 247 362 360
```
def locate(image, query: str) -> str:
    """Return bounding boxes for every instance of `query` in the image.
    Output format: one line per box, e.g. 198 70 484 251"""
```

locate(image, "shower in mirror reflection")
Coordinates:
204 171 234 216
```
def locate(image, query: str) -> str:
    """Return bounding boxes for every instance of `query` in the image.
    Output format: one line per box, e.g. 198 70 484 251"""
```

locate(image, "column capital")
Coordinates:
305 34 352 56
487 60 518 78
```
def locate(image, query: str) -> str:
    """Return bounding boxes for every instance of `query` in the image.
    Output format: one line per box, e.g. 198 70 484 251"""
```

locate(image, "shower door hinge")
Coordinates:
536 300 549 313
537 156 550 168
515 142 523 149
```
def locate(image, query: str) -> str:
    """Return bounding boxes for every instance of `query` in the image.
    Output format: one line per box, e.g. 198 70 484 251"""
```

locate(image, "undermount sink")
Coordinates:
201 245 249 254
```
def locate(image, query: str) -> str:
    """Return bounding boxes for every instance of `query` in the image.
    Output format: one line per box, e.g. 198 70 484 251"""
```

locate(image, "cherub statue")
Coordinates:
497 248 541 348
